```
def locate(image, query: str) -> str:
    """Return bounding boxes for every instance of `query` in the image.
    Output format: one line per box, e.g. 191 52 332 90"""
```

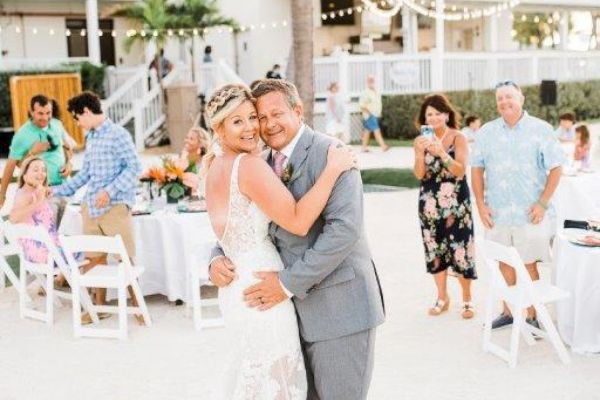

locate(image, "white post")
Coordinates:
85 0 101 64
485 16 499 85
133 100 145 152
432 0 445 91
411 13 419 52
559 11 569 50
402 8 416 53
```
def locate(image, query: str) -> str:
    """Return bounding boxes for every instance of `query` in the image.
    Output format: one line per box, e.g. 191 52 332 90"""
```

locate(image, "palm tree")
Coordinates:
113 0 174 84
114 0 236 84
167 0 237 82
290 0 314 125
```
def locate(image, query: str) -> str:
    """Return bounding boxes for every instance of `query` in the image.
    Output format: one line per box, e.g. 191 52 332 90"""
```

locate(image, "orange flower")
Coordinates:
163 156 186 181
146 166 166 184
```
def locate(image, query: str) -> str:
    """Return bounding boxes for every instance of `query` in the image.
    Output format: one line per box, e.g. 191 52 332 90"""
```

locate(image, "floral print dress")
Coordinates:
18 192 60 265
418 146 477 279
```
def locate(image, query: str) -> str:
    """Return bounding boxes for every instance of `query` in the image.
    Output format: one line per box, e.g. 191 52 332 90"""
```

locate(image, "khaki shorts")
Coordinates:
485 218 553 264
81 203 135 259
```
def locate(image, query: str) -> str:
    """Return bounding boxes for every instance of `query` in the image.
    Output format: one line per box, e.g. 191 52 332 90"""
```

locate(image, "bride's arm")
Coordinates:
239 149 353 236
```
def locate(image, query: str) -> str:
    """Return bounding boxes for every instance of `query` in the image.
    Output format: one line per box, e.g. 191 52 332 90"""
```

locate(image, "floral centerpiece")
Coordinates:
141 155 197 203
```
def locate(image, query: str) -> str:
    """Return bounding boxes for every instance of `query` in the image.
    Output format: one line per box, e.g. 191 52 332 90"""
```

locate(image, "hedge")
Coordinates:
0 62 106 128
380 79 600 139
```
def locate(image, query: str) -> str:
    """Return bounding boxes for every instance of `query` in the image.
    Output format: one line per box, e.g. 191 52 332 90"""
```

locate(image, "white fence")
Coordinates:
314 51 600 141
315 51 600 98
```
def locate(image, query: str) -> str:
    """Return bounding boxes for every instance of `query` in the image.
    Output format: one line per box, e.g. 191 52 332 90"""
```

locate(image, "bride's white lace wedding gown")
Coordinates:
212 154 307 400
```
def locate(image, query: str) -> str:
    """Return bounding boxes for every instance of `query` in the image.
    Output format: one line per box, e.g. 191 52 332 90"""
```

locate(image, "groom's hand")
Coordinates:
244 272 288 311
209 256 237 287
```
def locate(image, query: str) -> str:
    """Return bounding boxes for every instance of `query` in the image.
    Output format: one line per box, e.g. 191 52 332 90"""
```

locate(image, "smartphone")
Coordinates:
420 125 434 140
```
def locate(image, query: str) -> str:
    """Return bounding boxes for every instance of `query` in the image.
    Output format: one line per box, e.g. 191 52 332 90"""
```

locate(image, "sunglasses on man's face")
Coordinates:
495 80 519 90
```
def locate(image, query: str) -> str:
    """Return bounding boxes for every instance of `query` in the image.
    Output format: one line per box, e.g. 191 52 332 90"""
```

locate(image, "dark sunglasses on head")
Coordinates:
495 80 519 90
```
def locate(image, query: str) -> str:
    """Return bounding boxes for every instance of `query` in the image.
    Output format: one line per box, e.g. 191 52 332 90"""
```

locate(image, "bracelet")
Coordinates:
537 199 548 210
442 156 453 168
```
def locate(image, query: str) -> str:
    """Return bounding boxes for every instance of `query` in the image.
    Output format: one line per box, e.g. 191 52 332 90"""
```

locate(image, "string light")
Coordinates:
320 0 520 22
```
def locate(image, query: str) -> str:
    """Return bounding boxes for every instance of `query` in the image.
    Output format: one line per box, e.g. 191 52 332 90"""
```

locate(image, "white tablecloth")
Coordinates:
553 172 600 228
553 230 600 354
59 205 217 302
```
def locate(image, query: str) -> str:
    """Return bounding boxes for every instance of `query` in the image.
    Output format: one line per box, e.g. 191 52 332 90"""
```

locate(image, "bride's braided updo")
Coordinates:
203 84 255 174
205 84 254 129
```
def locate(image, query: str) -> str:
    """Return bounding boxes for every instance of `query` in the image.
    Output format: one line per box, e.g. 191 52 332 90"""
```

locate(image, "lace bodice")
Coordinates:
219 154 283 272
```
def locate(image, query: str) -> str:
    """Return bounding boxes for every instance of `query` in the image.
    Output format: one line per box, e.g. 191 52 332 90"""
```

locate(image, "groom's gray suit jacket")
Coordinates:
211 126 385 342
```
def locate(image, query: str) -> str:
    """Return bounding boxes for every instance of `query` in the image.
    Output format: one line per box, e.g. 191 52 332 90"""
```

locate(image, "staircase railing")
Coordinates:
131 65 191 151
101 66 147 127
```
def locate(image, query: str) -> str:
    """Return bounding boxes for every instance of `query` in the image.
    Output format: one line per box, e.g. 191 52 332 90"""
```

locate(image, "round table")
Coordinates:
553 229 600 354
59 204 217 302
552 171 600 228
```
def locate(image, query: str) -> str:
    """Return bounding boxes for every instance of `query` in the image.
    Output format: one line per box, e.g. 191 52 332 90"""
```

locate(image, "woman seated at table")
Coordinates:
9 157 63 280
181 126 210 195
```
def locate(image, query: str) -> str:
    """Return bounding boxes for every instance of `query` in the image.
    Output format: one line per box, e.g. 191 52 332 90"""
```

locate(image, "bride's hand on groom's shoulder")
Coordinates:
326 144 358 175
244 272 288 311
209 256 237 287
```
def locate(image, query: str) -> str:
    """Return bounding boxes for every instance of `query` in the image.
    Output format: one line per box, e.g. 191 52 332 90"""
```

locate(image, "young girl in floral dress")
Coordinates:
9 157 61 265
413 94 477 319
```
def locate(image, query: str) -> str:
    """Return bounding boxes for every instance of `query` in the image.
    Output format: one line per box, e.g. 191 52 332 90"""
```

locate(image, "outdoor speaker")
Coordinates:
540 80 557 106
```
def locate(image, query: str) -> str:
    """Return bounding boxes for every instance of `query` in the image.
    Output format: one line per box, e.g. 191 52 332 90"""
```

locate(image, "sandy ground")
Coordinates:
2 193 600 400
1 124 599 400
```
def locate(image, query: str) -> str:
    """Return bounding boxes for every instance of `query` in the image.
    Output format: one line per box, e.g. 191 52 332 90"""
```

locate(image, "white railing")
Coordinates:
315 51 600 98
131 64 192 151
0 57 91 70
101 66 147 127
195 58 244 97
105 65 150 97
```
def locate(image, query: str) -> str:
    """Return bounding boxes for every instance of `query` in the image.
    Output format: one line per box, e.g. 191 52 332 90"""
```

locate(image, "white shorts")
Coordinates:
485 218 554 264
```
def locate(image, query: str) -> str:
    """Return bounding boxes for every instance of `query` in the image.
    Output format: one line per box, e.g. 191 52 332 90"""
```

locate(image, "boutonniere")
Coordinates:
281 163 294 185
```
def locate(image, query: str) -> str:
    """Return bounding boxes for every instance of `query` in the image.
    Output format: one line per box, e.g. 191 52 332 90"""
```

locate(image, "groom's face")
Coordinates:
256 91 303 151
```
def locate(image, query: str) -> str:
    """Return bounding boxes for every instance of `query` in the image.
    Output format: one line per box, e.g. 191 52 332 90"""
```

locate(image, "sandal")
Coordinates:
461 302 475 319
428 298 450 316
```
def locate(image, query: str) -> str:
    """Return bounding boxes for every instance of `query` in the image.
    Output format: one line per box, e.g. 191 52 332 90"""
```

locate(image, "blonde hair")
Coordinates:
203 84 254 173
187 126 211 156
18 157 48 188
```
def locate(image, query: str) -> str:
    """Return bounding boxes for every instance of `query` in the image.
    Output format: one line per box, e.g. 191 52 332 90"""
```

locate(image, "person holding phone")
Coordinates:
413 94 476 319
0 95 72 227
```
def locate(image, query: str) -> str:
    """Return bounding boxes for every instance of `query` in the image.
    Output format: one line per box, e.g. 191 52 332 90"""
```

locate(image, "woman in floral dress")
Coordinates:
413 94 476 319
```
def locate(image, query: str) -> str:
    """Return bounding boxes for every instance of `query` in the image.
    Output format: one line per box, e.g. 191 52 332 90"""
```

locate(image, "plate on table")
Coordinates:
132 203 152 216
177 199 207 213
568 233 600 247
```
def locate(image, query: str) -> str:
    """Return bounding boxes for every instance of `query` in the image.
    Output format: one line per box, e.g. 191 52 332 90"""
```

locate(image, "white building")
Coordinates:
2 0 600 144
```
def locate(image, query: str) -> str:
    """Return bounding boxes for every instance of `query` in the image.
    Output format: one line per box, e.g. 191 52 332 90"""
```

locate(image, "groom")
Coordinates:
209 79 385 399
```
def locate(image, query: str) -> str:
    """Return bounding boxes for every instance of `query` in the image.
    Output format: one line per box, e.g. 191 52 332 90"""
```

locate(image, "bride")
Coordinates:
203 84 356 399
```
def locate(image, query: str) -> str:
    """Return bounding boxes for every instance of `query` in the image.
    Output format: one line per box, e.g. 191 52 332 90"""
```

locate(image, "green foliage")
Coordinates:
380 79 600 139
360 168 420 188
0 62 106 128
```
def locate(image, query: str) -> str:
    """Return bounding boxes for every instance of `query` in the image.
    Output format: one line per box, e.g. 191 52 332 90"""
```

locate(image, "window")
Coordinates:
321 0 355 26
66 19 116 65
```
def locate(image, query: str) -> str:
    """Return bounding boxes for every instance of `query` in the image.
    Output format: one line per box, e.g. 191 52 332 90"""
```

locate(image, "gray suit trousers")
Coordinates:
303 328 376 400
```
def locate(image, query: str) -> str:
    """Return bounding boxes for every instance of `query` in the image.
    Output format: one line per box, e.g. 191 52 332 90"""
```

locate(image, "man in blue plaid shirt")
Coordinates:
52 91 142 319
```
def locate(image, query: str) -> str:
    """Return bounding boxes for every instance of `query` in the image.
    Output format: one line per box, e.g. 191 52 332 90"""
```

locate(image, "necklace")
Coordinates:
435 127 449 143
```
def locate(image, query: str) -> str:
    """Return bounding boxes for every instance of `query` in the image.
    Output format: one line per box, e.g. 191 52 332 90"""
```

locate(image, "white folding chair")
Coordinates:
480 239 571 367
60 234 152 340
188 248 224 331
0 219 24 296
4 223 98 325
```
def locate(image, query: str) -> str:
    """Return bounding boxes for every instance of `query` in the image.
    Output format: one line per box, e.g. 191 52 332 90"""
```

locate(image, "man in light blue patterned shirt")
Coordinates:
471 81 564 331
52 91 142 317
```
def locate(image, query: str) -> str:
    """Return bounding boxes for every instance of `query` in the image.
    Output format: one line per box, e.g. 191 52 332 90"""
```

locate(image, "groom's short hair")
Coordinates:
251 79 302 109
